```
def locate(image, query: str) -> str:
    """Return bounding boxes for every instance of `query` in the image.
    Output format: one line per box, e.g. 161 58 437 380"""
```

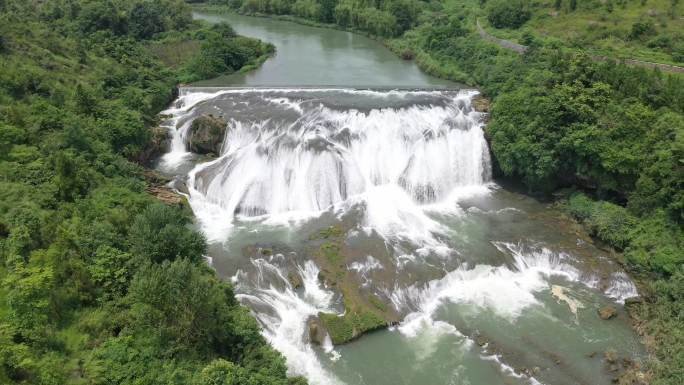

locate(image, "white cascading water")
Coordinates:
394 242 638 338
161 89 640 385
176 89 492 242
233 257 343 385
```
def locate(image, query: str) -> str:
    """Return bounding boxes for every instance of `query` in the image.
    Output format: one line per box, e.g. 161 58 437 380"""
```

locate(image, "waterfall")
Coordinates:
161 88 492 241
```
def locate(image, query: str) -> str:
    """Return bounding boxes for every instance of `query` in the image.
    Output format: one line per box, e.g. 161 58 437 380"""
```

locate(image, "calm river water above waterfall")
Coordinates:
157 11 644 385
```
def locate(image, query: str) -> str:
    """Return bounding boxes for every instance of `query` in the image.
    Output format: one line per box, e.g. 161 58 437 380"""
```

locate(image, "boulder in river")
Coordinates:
598 305 618 320
471 94 490 113
187 115 227 155
307 317 327 345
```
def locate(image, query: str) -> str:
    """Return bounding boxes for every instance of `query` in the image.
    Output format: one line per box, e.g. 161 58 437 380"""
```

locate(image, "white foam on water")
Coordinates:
393 243 583 335
480 354 545 385
237 258 342 385
348 255 383 286
604 271 639 303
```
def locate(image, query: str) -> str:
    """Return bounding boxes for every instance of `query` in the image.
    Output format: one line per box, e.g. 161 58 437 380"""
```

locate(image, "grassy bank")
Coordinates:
0 1 297 384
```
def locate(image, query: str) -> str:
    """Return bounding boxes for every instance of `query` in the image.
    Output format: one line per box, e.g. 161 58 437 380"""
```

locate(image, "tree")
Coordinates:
629 20 656 40
211 22 237 38
196 359 248 385
4 265 54 340
88 245 133 300
387 0 421 34
77 0 127 35
127 203 207 264
318 0 337 22
487 0 531 29
128 1 166 39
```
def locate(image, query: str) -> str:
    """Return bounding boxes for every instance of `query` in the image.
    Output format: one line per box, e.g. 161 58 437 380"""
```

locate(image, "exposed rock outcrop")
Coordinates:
187 115 227 155
138 126 170 165
472 94 491 113
143 171 184 206
598 305 618 320
307 317 327 345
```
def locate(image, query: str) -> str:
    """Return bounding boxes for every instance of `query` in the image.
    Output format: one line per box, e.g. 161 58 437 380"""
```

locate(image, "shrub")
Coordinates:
128 1 166 39
127 203 207 263
487 0 531 29
590 201 636 250
629 20 657 40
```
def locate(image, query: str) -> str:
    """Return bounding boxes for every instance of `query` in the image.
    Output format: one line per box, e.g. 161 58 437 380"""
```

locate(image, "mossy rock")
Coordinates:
368 294 388 312
138 126 170 165
187 115 227 155
309 225 345 240
472 94 491 113
318 310 386 345
319 242 343 267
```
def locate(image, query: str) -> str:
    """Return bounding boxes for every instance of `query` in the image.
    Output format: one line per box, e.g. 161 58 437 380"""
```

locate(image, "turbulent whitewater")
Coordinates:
159 88 643 385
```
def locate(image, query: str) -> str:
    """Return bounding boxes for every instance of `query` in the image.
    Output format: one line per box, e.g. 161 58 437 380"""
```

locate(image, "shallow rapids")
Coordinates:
158 88 644 385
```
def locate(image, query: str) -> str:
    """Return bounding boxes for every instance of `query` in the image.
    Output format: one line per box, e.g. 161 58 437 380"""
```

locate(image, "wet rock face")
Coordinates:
187 115 227 155
598 305 618 320
307 317 326 345
143 171 184 206
472 94 491 113
138 126 170 165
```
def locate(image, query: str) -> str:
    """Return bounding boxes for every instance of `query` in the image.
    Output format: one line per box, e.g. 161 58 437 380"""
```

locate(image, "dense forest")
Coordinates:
195 0 684 383
0 1 295 384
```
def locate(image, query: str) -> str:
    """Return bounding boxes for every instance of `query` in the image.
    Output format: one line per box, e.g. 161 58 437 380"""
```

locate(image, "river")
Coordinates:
157 11 644 385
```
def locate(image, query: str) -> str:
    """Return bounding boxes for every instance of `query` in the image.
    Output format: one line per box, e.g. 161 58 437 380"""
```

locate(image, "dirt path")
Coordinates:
475 19 684 74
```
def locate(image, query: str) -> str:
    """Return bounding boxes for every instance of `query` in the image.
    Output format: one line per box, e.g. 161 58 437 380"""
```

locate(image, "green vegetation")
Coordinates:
178 22 274 82
318 309 385 345
479 0 684 65
486 0 531 29
308 225 345 240
0 1 293 384
200 0 422 37
309 231 393 345
563 194 683 275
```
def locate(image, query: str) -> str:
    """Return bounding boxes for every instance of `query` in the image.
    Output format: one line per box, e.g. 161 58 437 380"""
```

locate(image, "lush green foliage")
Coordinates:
180 23 275 82
0 1 293 384
207 0 422 37
480 0 684 65
486 0 531 29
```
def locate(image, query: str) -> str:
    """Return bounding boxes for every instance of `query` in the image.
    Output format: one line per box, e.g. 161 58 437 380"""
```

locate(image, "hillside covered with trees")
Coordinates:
192 0 684 383
0 1 293 384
